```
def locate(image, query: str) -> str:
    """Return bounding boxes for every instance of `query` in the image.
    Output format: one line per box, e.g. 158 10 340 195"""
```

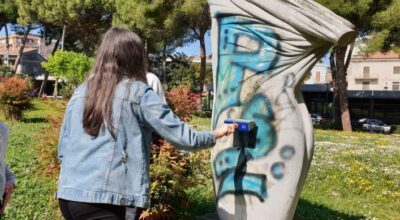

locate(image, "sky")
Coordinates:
175 32 213 56
0 24 212 56
0 24 330 63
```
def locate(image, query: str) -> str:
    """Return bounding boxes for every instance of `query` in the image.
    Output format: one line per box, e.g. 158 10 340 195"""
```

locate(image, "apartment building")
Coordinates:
302 51 400 123
347 51 400 91
303 61 331 84
0 33 55 73
0 34 57 95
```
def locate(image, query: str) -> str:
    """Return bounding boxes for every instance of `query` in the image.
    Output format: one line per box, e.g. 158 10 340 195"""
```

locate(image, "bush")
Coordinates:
166 85 200 122
0 66 14 77
142 85 211 220
144 140 191 220
42 50 92 98
168 65 197 91
60 83 75 99
0 76 33 120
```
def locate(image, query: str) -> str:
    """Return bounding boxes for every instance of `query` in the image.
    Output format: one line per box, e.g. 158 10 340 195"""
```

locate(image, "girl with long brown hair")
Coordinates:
56 27 234 220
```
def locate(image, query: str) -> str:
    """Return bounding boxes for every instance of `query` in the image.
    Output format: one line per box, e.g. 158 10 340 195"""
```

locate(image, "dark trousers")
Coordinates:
59 199 142 220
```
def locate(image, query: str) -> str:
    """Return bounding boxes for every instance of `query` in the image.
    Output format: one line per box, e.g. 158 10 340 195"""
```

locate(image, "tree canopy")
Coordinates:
41 50 92 86
0 0 18 25
316 0 396 131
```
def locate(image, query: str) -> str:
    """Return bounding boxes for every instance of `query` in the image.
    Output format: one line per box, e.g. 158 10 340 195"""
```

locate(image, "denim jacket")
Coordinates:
0 122 16 197
56 80 216 208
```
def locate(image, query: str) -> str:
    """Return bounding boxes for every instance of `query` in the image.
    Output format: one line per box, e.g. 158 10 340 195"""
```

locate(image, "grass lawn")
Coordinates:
189 116 400 220
0 101 398 219
1 99 65 219
299 130 399 219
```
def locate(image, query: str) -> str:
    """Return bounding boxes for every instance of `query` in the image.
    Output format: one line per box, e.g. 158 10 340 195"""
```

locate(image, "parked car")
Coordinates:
310 113 323 125
359 118 391 134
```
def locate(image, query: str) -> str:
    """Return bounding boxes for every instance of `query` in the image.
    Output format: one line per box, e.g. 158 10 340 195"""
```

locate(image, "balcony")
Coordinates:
354 75 378 83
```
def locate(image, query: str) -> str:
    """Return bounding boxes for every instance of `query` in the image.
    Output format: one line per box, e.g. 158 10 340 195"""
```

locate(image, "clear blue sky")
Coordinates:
1 24 211 56
175 32 212 56
0 25 328 61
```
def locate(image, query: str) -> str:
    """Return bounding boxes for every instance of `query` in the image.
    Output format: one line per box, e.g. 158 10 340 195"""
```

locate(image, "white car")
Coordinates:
360 118 391 134
310 113 322 125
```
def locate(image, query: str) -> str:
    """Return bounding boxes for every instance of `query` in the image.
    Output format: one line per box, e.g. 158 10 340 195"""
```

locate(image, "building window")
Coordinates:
363 82 370 90
363 66 370 79
394 66 400 74
316 71 320 83
393 82 400 91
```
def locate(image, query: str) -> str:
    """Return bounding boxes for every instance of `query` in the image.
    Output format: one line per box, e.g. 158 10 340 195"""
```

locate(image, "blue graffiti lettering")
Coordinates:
213 16 279 201
213 16 280 128
214 94 276 201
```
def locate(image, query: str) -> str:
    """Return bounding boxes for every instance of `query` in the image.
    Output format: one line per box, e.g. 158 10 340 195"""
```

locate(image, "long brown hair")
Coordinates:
83 27 147 138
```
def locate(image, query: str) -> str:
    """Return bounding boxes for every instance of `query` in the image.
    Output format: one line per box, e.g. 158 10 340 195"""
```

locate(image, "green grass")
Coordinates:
189 116 213 131
1 105 399 219
299 130 400 219
1 99 65 219
189 116 400 219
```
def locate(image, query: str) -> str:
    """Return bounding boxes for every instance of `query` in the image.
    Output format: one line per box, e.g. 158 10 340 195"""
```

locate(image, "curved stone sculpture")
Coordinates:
209 0 356 219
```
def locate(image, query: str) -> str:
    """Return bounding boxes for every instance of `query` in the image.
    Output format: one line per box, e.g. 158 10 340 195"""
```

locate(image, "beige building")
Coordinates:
303 61 331 84
0 34 43 66
0 34 58 95
0 33 56 77
347 51 400 91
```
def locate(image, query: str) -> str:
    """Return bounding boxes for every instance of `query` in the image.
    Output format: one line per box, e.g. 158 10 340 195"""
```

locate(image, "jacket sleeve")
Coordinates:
58 104 71 162
136 89 216 151
5 166 15 185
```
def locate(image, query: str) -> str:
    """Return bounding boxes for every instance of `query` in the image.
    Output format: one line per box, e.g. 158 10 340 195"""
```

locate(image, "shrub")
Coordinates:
142 85 210 220
60 83 75 99
144 140 191 220
168 65 197 91
166 85 200 122
41 50 92 98
0 76 33 120
0 66 13 78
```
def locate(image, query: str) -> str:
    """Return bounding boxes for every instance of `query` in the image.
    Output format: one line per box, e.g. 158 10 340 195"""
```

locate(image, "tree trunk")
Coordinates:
5 25 10 66
0 24 3 63
13 25 32 72
199 35 206 93
162 44 167 84
52 26 65 98
53 79 58 98
144 38 149 71
39 37 61 97
329 49 341 125
335 46 352 131
61 25 66 51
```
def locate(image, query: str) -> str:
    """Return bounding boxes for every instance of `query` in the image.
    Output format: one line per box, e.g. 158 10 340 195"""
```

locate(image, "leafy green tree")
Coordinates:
114 0 186 82
0 0 18 65
13 0 41 71
174 0 211 92
41 50 92 88
366 0 400 53
316 0 393 131
35 0 114 55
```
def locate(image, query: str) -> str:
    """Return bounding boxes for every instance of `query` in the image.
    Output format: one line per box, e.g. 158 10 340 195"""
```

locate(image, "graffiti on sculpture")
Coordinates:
209 0 356 219
212 16 278 202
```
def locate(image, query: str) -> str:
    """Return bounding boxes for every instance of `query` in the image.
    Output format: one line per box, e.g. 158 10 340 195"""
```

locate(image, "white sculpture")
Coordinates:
209 0 356 219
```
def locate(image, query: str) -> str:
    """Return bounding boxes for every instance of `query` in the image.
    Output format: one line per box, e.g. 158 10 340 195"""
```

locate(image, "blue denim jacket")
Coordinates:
56 80 216 208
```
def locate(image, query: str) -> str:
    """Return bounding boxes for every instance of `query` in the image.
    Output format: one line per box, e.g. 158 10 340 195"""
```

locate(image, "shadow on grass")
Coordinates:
296 198 365 220
22 117 48 123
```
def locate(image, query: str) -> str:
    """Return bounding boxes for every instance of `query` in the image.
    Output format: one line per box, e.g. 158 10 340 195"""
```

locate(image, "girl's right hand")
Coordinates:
213 124 236 139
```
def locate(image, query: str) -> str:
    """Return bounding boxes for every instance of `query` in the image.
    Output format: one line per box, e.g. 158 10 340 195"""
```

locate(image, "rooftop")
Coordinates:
352 51 400 60
0 47 37 56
